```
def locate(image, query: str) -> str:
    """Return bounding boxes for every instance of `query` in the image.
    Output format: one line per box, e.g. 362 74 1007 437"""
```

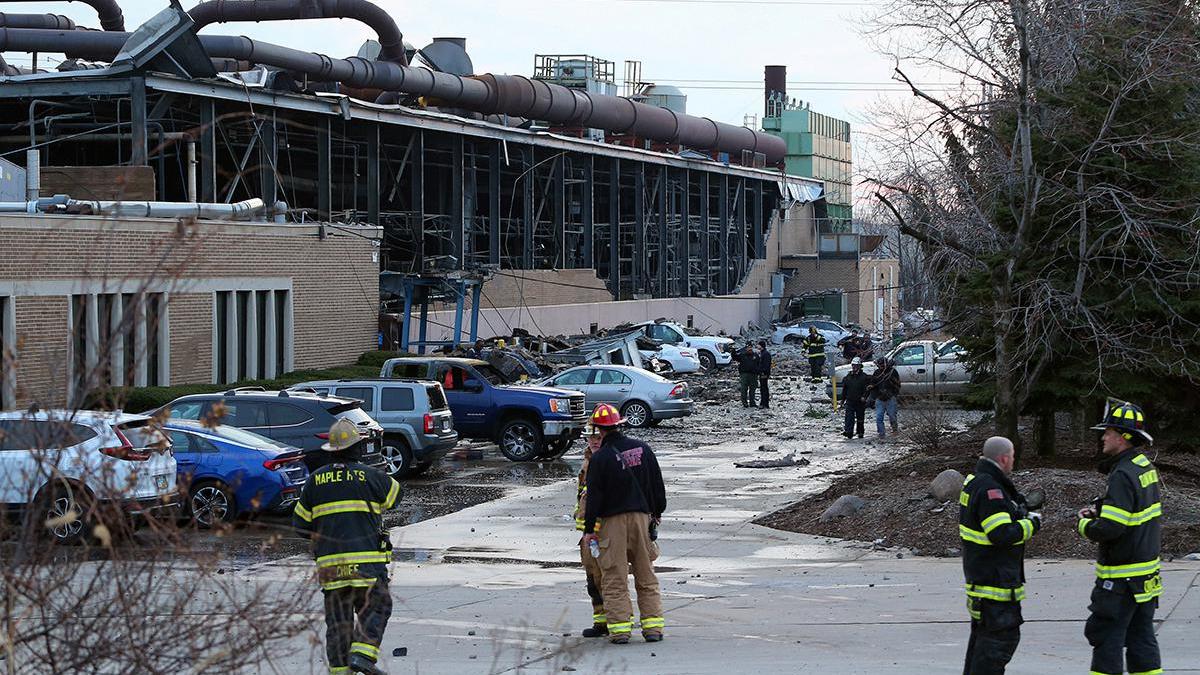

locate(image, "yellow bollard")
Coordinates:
831 373 839 412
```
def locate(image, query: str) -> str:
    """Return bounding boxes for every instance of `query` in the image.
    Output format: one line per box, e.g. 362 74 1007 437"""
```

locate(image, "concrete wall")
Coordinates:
782 258 862 324
857 258 900 334
0 214 381 408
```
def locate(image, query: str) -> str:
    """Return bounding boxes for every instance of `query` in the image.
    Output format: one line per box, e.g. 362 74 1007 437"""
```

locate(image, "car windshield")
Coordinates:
473 363 510 385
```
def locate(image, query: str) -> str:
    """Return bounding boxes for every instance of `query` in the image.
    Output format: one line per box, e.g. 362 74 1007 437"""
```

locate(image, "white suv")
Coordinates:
0 410 179 543
633 320 734 371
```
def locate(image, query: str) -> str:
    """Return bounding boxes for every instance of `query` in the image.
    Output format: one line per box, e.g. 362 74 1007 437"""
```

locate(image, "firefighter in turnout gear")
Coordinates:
801 326 827 380
576 423 607 638
958 436 1042 674
294 418 401 675
1078 401 1163 675
582 403 666 645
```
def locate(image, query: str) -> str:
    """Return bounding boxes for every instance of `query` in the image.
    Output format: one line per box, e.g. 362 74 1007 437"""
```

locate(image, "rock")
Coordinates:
392 647 408 657
758 443 779 453
1183 552 1200 561
819 495 866 522
563 667 577 672
929 469 965 501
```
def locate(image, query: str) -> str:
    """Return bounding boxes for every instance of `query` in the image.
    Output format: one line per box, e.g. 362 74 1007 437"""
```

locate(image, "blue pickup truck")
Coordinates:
379 357 588 461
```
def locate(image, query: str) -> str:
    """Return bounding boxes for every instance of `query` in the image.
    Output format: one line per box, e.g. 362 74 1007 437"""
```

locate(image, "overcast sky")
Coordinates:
20 0 926 190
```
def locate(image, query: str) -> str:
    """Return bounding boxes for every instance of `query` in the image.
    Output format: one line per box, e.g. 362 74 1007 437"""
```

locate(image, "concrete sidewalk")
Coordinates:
265 434 1200 674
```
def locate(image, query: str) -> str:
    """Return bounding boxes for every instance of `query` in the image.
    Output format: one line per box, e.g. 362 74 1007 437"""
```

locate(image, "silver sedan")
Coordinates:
538 365 695 428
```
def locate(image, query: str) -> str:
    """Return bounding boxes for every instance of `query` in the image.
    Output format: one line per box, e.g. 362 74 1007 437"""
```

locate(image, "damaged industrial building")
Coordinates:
0 1 897 408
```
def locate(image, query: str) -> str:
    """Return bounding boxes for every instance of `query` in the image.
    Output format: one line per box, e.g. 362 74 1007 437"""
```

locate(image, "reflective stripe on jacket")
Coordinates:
1078 450 1163 601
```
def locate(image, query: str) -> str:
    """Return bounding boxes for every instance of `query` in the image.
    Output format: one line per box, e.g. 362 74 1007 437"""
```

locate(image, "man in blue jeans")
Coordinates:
867 357 900 437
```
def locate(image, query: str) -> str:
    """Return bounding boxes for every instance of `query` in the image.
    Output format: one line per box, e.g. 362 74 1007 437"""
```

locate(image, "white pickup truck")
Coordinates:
829 339 971 397
631 320 734 371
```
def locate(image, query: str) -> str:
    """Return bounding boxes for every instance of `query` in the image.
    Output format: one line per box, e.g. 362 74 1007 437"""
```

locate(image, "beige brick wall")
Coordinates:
10 296 70 407
0 214 380 408
783 258 862 323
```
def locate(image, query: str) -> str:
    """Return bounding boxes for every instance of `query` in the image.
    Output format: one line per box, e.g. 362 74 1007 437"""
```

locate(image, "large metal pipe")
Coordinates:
63 197 269 220
188 0 407 65
0 13 76 30
0 0 123 30
0 27 786 163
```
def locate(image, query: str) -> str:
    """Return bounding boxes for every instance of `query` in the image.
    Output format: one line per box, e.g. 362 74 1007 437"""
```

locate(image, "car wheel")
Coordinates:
698 350 716 371
189 482 236 528
538 437 574 459
32 482 90 544
621 401 652 428
381 436 416 478
498 418 543 462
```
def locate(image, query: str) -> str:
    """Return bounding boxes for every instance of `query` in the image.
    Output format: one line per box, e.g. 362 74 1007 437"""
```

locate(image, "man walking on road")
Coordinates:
802 327 827 381
575 424 608 638
734 343 759 407
1077 401 1163 675
294 418 402 675
867 357 901 437
840 357 868 439
959 436 1042 674
582 404 667 644
756 340 772 409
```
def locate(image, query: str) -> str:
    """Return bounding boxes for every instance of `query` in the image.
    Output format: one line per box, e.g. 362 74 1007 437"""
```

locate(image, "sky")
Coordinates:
15 0 931 195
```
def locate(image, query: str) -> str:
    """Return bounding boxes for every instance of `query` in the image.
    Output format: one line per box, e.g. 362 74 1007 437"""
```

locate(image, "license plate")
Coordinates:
154 475 169 490
442 420 451 430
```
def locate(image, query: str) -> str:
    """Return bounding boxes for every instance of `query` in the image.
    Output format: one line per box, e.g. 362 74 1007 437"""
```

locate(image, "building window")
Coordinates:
213 288 292 384
1 296 14 410
68 292 170 402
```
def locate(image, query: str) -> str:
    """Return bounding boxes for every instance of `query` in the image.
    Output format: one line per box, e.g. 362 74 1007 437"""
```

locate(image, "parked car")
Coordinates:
0 410 178 544
772 318 852 347
379 357 588 462
631 320 733 371
293 379 458 478
153 389 387 474
537 365 694 428
639 342 702 374
163 421 307 527
827 339 971 398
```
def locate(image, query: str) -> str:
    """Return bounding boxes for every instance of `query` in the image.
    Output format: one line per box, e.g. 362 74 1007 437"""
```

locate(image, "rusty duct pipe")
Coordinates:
188 0 407 65
0 0 122 30
0 28 786 163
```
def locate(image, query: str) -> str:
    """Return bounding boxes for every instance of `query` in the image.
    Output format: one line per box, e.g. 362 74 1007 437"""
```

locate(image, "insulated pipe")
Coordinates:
0 28 786 163
0 13 76 30
188 0 407 65
63 197 267 220
0 0 123 30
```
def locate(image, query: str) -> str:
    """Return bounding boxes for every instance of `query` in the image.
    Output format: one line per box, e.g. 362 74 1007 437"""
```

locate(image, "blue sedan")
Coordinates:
164 421 308 527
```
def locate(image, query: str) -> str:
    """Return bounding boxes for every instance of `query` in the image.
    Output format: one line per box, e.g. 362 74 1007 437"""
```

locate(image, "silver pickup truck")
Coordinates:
828 339 971 397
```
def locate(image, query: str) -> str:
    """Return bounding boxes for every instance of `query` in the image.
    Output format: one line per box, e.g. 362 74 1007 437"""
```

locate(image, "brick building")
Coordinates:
0 213 381 409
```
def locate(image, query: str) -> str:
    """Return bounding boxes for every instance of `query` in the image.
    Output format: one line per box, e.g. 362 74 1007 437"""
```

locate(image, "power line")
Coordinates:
489 269 924 299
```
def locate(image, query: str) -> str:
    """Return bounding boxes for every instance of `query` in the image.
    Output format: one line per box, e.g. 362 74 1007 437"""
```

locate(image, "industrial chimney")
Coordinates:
764 64 786 118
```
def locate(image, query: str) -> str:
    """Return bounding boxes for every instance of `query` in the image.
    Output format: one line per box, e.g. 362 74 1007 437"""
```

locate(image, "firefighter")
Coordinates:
801 326 827 380
575 423 607 638
582 403 666 644
294 418 401 675
959 436 1042 674
1077 401 1162 675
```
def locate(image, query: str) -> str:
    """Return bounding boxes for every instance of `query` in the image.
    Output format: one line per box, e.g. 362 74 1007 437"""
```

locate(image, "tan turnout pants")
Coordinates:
597 511 663 637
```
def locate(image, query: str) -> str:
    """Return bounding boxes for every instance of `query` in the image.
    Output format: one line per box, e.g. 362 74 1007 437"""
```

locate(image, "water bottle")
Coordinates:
589 538 600 559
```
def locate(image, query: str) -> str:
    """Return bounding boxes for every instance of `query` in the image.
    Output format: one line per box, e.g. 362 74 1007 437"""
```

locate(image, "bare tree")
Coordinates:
863 0 1200 456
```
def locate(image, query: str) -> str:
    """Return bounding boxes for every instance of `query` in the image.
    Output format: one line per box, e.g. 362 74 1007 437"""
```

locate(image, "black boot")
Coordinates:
582 623 609 638
349 653 386 675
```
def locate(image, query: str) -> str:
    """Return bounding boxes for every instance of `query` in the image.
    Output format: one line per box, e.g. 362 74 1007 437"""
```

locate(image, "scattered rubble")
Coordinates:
735 453 810 469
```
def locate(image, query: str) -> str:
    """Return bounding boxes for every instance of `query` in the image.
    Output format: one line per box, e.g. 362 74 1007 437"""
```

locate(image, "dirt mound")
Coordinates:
756 422 1200 559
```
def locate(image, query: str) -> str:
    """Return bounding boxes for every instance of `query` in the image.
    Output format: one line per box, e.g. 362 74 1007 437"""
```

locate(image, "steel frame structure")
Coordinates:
0 74 805 299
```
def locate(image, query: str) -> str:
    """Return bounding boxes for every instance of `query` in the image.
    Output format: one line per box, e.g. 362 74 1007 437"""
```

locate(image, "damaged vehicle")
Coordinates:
537 365 694 428
630 320 733 371
379 357 587 461
827 339 971 398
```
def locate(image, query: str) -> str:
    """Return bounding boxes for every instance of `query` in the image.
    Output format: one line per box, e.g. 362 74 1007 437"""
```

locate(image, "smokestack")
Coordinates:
765 64 786 117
